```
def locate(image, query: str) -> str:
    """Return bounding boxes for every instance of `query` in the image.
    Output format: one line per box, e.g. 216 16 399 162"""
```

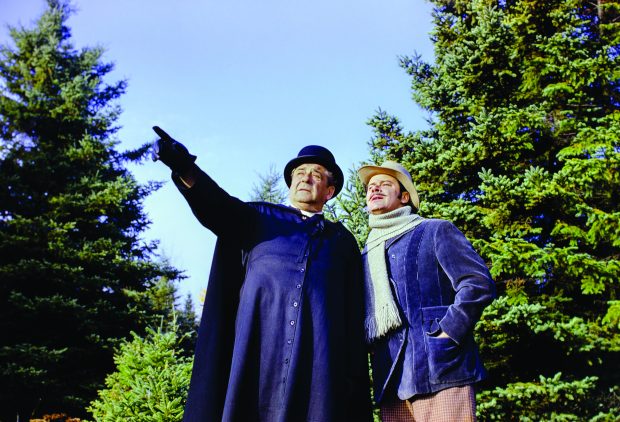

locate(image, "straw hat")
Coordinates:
358 161 420 210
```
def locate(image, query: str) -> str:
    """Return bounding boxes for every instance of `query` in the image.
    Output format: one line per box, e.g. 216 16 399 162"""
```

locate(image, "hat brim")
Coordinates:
358 165 420 210
284 155 344 197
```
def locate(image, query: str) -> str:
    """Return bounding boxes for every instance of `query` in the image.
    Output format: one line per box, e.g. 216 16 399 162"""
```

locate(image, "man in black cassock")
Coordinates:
152 126 372 422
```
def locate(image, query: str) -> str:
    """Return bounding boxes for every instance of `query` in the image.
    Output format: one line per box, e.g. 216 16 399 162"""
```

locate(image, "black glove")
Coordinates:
152 126 197 174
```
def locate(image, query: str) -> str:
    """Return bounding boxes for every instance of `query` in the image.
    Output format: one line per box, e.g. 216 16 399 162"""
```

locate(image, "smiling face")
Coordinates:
366 173 410 215
288 163 335 212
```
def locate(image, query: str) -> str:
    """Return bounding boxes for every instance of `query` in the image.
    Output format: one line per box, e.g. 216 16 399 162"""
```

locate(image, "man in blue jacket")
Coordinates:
152 126 372 422
358 160 495 421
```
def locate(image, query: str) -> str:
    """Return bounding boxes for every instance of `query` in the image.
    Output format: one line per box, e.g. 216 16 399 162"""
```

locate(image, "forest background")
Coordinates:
1 0 618 421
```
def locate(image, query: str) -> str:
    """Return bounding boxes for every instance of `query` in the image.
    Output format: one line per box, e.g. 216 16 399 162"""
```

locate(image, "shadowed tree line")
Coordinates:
0 1 196 419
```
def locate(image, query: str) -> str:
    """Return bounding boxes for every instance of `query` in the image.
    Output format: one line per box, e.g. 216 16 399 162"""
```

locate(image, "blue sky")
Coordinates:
0 0 435 306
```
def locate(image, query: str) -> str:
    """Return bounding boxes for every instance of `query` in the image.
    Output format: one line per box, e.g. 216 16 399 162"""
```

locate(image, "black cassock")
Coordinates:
177 169 372 422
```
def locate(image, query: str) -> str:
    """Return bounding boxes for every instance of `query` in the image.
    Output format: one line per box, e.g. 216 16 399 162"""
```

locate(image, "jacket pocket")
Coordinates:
422 307 477 385
425 328 477 384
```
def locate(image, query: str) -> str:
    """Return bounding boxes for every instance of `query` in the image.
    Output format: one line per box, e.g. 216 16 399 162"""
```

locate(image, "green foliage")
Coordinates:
477 373 620 421
0 0 183 418
250 163 288 204
175 293 199 355
129 275 199 357
339 0 620 418
334 167 371 248
88 323 193 421
602 300 620 331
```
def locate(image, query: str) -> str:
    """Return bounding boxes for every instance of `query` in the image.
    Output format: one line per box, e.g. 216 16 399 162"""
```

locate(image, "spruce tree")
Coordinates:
0 1 180 418
250 163 288 204
87 324 193 421
144 276 198 356
340 0 619 419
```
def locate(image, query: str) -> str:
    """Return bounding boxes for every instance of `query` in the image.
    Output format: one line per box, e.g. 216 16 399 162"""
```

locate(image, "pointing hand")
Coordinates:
152 126 197 174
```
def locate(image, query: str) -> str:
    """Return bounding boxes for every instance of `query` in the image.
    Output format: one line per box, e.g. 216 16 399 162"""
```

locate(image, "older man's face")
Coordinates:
289 163 335 212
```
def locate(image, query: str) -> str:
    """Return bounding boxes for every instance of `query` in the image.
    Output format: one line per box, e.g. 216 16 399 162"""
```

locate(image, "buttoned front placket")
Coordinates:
280 218 316 396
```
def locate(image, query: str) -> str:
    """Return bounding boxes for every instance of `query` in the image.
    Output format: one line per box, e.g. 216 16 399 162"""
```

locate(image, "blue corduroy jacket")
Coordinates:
363 218 496 403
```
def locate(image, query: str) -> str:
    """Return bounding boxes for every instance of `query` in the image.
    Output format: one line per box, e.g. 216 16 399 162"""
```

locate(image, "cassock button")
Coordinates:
290 320 295 326
293 301 298 307
296 284 302 289
287 339 293 344
300 268 305 273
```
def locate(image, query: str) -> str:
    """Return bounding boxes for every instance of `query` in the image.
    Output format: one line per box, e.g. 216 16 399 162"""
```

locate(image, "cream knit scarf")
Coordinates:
364 206 424 342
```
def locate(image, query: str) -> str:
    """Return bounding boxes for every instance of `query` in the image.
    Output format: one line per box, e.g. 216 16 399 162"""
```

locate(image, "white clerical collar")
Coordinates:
299 209 322 218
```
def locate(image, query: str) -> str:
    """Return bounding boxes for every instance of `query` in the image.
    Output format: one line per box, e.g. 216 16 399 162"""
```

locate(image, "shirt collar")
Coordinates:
299 209 322 217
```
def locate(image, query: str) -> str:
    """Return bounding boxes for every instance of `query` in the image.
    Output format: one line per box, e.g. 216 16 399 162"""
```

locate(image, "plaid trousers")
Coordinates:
380 385 476 422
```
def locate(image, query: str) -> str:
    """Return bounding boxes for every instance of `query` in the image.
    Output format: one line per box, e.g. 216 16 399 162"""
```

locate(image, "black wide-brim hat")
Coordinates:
284 145 344 196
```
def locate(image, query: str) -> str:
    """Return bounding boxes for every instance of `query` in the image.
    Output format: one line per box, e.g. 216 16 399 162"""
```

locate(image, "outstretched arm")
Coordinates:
152 126 259 242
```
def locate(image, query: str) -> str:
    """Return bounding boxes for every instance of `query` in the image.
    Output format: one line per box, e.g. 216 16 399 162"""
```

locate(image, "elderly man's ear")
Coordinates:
325 186 336 202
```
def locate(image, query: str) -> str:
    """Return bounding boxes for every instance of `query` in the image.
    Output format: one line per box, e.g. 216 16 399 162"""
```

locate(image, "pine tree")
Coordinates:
176 293 198 355
250 163 288 204
334 167 371 248
143 274 198 356
87 323 193 421
340 0 620 419
0 1 180 418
